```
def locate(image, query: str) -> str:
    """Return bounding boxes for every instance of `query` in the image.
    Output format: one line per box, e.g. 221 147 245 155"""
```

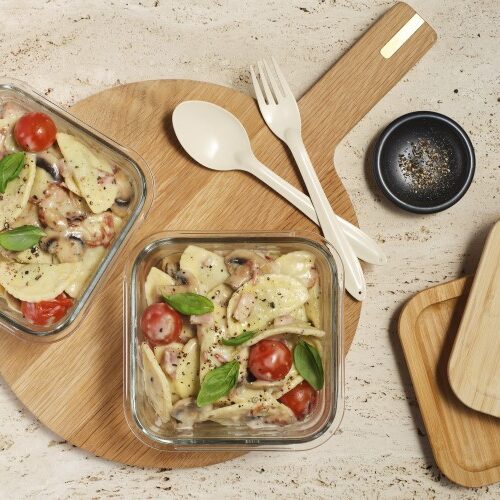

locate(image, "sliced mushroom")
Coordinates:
36 152 62 182
159 258 179 279
160 269 199 295
171 398 212 427
110 169 133 217
37 184 86 230
224 249 276 289
40 235 84 263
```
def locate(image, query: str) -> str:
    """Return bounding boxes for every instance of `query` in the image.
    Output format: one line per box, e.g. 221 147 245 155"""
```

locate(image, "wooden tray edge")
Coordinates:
398 277 500 488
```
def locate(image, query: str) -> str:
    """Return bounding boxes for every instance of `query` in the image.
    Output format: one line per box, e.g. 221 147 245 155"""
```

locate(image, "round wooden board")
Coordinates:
0 80 360 468
0 3 437 468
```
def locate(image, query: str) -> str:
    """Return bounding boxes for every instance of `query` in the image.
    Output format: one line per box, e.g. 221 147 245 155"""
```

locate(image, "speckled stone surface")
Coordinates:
0 0 499 498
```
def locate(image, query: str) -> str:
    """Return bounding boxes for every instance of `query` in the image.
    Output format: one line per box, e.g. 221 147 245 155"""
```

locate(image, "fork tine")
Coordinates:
271 57 293 97
257 60 275 105
250 65 267 109
262 59 284 101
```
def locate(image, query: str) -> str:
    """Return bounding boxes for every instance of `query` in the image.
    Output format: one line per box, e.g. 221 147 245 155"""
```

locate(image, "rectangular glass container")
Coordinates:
0 81 153 341
124 231 344 451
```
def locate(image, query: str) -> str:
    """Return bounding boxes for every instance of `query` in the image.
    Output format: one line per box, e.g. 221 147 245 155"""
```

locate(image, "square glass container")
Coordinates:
124 231 344 451
0 81 154 341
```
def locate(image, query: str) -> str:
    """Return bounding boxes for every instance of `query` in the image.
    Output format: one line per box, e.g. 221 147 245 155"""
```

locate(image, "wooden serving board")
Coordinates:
399 277 500 487
0 3 436 468
449 220 500 417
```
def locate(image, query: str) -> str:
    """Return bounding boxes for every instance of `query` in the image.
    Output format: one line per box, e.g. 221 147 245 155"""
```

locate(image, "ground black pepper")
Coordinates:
398 136 455 194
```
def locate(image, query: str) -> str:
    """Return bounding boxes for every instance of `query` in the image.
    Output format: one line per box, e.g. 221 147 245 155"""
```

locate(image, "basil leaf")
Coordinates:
0 152 25 193
0 225 46 252
163 292 214 315
222 330 256 346
293 340 324 390
196 360 240 407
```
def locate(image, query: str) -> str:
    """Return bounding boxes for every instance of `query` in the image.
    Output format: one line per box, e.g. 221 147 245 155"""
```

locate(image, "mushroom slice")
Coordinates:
144 267 175 306
171 397 212 427
179 245 229 293
110 169 133 217
226 274 309 336
159 269 199 296
141 343 172 423
224 249 273 289
41 235 84 263
36 152 62 182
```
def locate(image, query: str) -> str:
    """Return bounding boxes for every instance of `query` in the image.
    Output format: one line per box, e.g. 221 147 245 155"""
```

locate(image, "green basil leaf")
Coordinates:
0 225 46 252
222 330 256 346
196 360 240 407
293 340 324 390
0 152 25 193
163 292 214 315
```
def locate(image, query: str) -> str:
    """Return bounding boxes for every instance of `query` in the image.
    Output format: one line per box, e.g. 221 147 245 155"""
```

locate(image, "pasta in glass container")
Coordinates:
125 232 344 451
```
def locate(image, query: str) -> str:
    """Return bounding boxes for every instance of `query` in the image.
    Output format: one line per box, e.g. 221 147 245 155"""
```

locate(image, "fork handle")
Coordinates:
245 155 386 265
284 129 366 300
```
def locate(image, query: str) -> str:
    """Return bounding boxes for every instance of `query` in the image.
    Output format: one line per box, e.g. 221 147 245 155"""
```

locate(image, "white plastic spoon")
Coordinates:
172 100 386 266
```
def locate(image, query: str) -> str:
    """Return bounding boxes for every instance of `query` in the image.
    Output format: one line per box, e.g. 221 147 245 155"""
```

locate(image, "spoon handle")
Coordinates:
245 155 386 266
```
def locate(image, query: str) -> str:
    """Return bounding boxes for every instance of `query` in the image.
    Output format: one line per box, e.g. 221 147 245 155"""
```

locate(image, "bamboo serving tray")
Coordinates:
399 277 500 487
0 3 435 468
449 220 500 417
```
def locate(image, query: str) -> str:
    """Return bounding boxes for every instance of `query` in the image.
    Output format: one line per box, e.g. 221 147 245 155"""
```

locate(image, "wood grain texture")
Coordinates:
449 220 500 417
399 277 500 487
0 2 435 468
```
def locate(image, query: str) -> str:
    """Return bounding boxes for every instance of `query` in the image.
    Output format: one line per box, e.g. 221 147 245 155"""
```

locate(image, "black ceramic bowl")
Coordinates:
373 111 475 214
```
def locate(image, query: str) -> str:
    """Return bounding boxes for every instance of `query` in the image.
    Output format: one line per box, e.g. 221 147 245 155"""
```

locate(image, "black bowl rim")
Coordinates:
373 111 475 214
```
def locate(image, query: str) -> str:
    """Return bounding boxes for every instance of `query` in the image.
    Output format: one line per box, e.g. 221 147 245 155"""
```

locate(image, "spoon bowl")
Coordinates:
172 100 251 172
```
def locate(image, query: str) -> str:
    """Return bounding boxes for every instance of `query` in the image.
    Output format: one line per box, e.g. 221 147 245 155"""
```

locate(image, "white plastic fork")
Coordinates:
251 58 366 300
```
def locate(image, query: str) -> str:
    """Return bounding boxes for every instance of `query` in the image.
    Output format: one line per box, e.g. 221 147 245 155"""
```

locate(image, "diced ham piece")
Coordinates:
190 313 214 326
233 292 256 322
161 349 180 379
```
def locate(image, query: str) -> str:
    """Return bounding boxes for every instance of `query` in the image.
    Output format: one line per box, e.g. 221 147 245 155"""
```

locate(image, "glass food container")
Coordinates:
124 231 344 451
0 81 153 341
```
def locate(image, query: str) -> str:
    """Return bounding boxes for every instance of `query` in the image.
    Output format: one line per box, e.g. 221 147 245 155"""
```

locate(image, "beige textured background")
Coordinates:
0 0 499 498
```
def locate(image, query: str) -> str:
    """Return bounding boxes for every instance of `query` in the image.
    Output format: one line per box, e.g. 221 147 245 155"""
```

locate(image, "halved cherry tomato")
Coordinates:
248 339 292 381
140 302 182 346
278 381 317 420
14 112 57 152
21 293 74 326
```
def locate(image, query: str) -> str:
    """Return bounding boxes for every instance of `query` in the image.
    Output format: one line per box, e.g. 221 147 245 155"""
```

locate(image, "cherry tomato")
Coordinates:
21 293 74 326
278 381 317 420
248 339 292 381
14 112 57 152
140 302 182 346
